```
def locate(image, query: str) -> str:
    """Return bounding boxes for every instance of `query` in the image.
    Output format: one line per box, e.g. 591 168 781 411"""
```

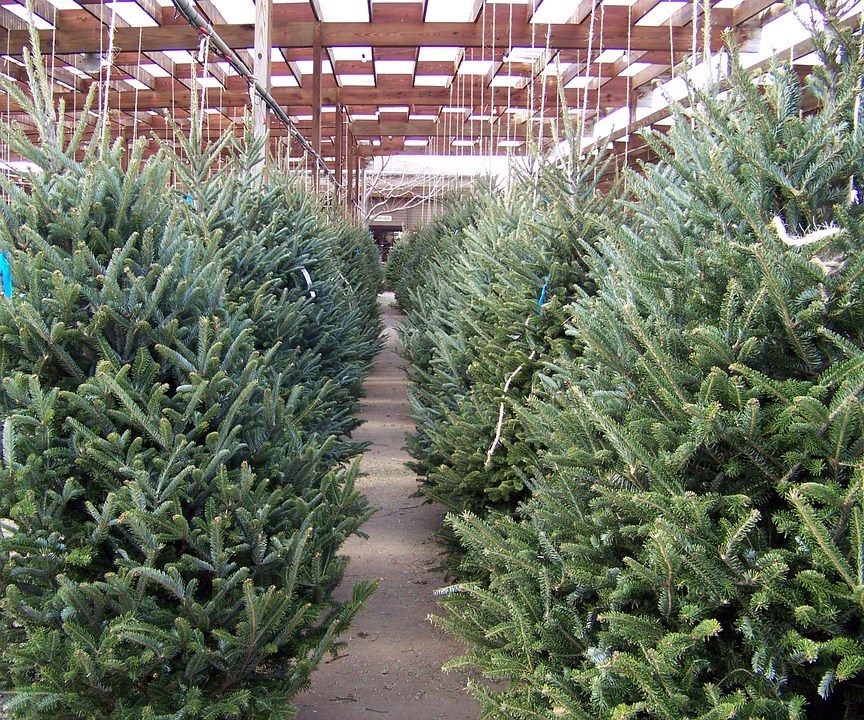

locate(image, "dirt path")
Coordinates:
294 293 478 720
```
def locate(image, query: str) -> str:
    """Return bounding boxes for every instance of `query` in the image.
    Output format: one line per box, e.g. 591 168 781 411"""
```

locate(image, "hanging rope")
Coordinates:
99 3 118 145
132 26 143 145
171 0 343 190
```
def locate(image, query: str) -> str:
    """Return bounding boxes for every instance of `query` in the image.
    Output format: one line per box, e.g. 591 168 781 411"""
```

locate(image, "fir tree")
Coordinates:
0 40 376 720
410 0 864 717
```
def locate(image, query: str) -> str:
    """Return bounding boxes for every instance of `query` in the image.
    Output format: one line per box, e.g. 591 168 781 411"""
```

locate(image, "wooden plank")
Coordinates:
0 20 724 56
311 21 322 156
733 0 782 25
350 120 530 138
252 0 272 158
335 101 344 190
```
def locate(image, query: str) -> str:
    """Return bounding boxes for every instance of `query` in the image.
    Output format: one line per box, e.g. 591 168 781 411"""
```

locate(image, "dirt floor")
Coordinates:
293 293 479 720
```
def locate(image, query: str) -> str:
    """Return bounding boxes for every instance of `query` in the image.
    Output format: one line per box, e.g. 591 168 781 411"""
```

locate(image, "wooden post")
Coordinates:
311 21 323 188
335 102 344 203
252 0 273 179
346 132 354 212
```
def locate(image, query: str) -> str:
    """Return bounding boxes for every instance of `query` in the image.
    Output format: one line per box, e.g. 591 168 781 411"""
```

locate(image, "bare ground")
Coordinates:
293 293 479 720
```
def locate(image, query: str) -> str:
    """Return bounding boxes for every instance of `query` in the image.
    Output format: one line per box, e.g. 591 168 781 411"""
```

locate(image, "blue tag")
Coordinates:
185 195 194 206
0 252 12 298
538 274 550 313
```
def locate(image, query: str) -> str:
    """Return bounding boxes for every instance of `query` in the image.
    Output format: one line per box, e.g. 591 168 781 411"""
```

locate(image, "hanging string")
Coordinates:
49 5 57 94
624 1 633 170
692 0 698 69
100 3 118 145
132 25 143 145
594 4 605 125
537 22 552 153
580 0 598 146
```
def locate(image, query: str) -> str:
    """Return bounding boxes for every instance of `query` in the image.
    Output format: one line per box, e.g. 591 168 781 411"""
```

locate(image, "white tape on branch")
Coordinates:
300 268 317 299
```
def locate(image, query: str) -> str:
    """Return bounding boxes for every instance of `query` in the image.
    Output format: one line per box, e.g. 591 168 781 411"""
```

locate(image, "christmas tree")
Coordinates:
0 39 377 720
395 0 864 716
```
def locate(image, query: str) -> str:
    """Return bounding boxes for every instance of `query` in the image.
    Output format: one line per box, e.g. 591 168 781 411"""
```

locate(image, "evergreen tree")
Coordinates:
171 128 382 461
391 164 608 525
414 1 864 717
0 42 375 720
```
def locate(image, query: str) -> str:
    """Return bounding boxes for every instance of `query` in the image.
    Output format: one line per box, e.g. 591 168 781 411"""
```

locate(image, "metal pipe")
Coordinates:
170 0 342 189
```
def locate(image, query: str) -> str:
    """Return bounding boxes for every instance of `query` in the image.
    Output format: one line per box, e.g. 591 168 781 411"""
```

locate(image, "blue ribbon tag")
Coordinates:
185 195 195 206
0 252 12 298
538 274 550 313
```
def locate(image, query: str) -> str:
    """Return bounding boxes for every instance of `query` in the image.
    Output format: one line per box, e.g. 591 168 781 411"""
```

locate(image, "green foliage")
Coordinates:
172 130 383 461
403 1 864 717
0 45 378 720
389 165 609 522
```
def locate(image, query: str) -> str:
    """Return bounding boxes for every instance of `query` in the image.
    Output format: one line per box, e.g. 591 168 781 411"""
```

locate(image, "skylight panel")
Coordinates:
66 65 91 78
271 75 299 86
351 113 379 120
425 0 481 21
195 77 223 88
595 49 625 64
498 139 524 147
451 138 477 146
541 62 573 76
124 78 150 90
592 106 630 138
330 46 373 62
379 106 410 113
459 60 495 75
490 75 528 88
317 0 370 20
339 74 376 86
106 2 158 27
209 0 255 23
404 138 429 146
531 0 585 23
2 5 53 29
409 114 438 121
414 75 452 87
619 61 652 76
564 75 597 88
215 61 238 75
163 50 195 64
294 59 334 74
271 48 284 62
740 7 815 67
376 60 416 75
636 1 686 26
45 0 81 9
140 62 171 79
418 47 463 62
504 47 546 63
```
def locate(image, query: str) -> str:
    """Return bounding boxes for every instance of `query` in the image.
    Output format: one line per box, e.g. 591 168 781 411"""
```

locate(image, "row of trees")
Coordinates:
389 1 864 717
0 41 382 720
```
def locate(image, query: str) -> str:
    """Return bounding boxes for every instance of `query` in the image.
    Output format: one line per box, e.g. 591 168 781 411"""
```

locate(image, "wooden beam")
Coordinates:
16 77 637 113
253 0 273 172
335 101 344 192
350 119 531 138
0 19 725 56
346 132 354 209
311 21 322 157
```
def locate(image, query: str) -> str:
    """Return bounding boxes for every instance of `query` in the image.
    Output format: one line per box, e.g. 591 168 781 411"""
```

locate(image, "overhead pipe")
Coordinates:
170 0 342 190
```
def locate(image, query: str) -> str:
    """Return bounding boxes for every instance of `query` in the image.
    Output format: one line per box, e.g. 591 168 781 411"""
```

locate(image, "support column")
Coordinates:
335 102 344 203
346 132 354 213
252 0 273 179
311 22 323 164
